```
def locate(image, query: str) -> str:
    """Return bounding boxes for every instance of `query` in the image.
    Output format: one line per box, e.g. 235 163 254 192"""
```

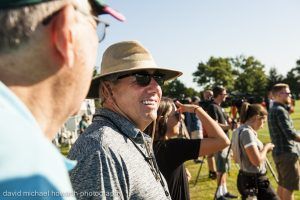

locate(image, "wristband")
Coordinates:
194 106 200 113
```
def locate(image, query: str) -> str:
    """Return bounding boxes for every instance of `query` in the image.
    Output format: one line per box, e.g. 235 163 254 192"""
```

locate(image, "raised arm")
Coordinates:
175 101 230 156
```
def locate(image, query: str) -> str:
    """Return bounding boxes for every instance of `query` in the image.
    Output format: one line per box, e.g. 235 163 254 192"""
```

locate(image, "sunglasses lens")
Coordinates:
153 75 165 87
133 72 165 87
135 74 151 86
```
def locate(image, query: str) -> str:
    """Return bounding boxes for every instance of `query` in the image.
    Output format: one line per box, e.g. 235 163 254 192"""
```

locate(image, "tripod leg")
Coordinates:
193 156 206 186
266 158 279 183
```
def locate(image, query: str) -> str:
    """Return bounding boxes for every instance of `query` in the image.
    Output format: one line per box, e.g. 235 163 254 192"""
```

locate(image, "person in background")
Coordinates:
146 97 230 200
183 97 193 137
200 89 217 179
0 0 123 199
188 96 204 163
265 90 274 112
200 89 214 111
268 83 300 200
79 114 89 134
68 41 182 199
232 103 279 200
190 96 203 139
207 86 237 200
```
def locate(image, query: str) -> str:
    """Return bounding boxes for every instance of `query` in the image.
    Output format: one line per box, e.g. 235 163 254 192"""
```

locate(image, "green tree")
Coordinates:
185 87 199 98
193 57 234 90
162 79 199 99
267 67 284 91
283 63 300 99
232 56 267 97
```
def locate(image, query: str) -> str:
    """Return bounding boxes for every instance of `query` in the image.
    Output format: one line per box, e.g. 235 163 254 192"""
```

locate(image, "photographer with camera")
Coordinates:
207 86 237 200
146 97 230 200
199 89 217 179
232 103 279 200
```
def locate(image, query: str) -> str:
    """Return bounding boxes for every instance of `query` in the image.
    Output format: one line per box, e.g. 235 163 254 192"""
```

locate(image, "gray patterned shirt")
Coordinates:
268 102 300 156
68 108 171 200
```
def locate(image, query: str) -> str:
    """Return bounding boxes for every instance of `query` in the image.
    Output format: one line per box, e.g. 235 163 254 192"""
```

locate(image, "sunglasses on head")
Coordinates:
117 71 166 87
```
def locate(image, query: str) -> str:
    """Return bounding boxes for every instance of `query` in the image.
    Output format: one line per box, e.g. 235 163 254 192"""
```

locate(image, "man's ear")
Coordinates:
100 82 114 103
51 5 76 68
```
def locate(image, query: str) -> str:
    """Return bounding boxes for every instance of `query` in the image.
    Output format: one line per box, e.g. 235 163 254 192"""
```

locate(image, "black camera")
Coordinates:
222 93 264 110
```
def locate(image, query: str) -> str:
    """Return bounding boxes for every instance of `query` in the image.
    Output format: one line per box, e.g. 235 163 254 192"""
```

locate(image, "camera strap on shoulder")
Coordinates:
238 128 244 168
97 114 170 198
238 128 259 197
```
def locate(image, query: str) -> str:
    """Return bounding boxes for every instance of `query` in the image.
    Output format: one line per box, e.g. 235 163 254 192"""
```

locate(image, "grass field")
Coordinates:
187 100 300 199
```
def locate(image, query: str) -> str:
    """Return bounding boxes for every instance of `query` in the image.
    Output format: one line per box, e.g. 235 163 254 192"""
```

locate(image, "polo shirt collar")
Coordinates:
273 101 288 109
95 108 149 140
0 81 40 130
63 157 77 171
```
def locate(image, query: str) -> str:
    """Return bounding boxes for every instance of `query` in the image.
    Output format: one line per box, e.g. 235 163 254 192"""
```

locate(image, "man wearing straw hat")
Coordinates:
68 41 182 199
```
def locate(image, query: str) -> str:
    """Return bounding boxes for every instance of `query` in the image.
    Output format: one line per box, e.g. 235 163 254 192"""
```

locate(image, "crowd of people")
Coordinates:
0 1 299 200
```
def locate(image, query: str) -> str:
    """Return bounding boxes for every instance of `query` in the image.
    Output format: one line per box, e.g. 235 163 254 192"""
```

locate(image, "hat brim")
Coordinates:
86 67 182 99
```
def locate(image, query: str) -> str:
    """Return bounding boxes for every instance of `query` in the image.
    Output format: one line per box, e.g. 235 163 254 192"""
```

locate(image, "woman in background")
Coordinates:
146 97 230 200
232 103 279 200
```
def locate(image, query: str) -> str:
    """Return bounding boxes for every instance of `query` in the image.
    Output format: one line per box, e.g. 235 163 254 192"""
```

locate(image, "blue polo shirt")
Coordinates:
0 82 76 199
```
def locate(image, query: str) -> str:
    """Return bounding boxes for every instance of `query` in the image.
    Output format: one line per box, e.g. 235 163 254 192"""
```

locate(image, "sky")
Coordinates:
96 0 300 91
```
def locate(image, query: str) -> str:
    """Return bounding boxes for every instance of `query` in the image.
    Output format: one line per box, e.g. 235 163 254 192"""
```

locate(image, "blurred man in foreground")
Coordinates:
0 0 123 199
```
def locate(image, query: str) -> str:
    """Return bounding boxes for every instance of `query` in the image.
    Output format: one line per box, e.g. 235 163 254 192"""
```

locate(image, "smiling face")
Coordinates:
108 70 163 130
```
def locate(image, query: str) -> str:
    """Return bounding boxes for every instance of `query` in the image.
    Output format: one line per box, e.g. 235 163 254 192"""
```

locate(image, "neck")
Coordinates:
244 121 258 131
105 101 150 131
164 130 177 140
274 99 286 105
214 98 222 105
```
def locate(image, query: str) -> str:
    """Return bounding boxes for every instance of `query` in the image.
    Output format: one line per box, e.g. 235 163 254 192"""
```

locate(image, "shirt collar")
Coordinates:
63 157 77 171
273 101 287 108
243 124 257 137
0 81 40 130
94 108 149 140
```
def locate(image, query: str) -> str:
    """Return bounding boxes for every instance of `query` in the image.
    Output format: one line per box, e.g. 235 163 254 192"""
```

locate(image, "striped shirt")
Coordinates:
68 108 171 200
268 102 300 156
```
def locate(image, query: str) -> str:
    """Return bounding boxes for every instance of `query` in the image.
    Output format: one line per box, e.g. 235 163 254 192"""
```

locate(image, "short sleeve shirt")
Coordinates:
232 124 266 174
207 102 228 134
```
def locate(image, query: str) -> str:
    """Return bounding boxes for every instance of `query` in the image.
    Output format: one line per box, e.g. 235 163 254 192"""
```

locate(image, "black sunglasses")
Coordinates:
174 111 181 121
117 72 166 87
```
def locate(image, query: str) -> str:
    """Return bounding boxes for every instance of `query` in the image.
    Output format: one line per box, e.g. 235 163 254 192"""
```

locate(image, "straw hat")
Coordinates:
87 41 182 98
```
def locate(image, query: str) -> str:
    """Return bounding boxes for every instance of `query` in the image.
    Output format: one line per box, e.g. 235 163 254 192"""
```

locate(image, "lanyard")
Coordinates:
95 114 170 198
